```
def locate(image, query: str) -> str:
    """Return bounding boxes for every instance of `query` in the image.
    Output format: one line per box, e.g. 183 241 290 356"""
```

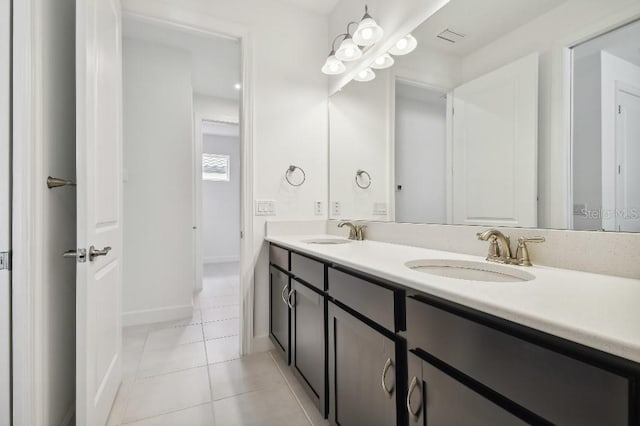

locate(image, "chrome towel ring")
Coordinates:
285 165 306 187
355 169 371 189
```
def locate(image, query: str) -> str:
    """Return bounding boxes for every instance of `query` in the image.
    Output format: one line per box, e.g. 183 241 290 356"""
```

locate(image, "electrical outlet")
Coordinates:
255 200 276 216
314 200 323 215
331 201 341 216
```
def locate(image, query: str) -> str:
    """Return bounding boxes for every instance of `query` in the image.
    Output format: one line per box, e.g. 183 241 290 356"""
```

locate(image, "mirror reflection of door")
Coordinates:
394 82 447 224
572 19 640 232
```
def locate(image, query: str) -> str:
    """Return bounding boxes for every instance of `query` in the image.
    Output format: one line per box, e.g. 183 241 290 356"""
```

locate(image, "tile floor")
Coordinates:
108 262 327 426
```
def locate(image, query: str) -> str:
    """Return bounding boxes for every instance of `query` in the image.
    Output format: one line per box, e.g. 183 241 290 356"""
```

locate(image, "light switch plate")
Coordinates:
255 200 276 216
373 202 388 216
331 201 341 216
314 200 323 216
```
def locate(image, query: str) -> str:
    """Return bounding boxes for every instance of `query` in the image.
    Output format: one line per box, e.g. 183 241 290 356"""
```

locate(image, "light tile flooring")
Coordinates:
108 262 327 426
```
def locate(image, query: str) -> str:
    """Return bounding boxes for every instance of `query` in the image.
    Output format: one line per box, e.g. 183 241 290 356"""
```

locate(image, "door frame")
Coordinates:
11 1 255 422
613 82 640 231
119 4 256 356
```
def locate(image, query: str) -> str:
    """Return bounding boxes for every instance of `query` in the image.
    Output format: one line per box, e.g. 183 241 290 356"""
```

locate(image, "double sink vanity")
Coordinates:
266 227 640 426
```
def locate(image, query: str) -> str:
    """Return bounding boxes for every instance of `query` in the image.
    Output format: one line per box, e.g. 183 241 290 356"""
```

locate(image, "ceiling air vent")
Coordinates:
437 28 466 43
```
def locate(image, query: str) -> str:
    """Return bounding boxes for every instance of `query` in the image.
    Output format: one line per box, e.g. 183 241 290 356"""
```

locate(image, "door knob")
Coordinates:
89 245 111 261
47 176 76 189
63 248 86 263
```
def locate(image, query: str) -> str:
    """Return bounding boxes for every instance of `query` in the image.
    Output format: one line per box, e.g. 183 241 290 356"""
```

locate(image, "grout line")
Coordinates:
200 295 218 423
120 402 213 425
268 352 314 426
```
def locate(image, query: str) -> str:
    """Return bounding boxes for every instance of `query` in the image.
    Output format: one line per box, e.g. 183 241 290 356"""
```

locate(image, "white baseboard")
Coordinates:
122 304 193 327
204 255 240 264
250 334 275 354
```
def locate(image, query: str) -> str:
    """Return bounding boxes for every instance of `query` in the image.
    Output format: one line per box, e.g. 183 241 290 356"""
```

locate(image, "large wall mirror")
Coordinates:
328 0 640 232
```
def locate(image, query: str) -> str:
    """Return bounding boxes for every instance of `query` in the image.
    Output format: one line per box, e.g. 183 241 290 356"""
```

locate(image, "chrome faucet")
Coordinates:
477 229 544 266
338 221 366 241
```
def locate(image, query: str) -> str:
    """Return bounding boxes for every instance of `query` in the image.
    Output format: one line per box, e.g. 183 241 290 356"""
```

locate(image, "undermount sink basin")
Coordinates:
302 238 352 245
405 259 535 283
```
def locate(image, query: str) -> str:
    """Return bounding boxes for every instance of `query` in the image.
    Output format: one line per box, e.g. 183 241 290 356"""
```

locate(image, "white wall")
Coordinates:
394 87 447 224
600 51 640 230
122 0 329 345
0 0 10 422
202 133 241 263
123 38 195 325
329 69 392 220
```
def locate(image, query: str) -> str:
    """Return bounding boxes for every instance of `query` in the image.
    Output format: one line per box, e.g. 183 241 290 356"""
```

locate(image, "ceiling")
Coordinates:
574 19 640 67
413 0 566 57
275 0 340 15
123 17 241 100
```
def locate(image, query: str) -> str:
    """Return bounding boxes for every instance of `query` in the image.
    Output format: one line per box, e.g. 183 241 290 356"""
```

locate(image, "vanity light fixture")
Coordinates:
335 33 363 62
389 34 418 55
323 5 384 75
354 67 375 82
371 53 394 69
352 5 384 46
322 49 347 75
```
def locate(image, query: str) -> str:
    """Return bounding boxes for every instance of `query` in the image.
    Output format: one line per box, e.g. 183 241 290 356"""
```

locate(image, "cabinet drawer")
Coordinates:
407 297 629 426
291 253 325 291
269 244 289 271
407 352 527 426
328 268 396 332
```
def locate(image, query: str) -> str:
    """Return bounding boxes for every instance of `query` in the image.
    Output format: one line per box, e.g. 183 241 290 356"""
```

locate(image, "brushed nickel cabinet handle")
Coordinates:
287 289 295 309
381 357 394 397
281 284 289 305
407 376 422 422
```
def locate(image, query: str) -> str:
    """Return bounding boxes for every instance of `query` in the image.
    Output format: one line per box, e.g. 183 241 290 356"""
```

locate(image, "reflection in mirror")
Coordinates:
394 82 446 224
572 20 640 232
328 0 640 232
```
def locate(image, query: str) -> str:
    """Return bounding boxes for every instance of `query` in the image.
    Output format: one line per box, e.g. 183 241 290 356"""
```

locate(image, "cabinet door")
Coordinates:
269 266 290 363
328 302 397 426
406 352 527 426
291 279 325 414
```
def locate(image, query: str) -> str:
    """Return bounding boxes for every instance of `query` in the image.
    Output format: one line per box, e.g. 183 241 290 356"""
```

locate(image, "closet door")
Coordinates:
452 53 538 228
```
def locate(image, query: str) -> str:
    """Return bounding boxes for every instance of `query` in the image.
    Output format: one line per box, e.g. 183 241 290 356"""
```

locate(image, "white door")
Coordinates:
76 0 123 424
615 85 640 232
0 0 11 423
451 53 539 227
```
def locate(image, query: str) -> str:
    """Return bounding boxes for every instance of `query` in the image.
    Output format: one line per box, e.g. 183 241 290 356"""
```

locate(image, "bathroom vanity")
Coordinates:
267 235 640 426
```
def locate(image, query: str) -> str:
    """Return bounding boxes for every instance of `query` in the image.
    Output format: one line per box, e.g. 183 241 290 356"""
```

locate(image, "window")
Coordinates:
202 154 230 182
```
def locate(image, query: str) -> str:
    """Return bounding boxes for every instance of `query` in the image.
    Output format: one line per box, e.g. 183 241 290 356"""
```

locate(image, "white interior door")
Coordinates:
0 0 11 423
615 85 640 232
451 53 539 227
76 0 123 424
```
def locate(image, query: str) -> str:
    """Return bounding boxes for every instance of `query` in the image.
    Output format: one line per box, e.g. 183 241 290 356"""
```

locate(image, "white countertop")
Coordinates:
266 234 640 364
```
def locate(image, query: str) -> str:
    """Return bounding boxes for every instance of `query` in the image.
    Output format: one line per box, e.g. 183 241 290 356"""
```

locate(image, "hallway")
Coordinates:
107 263 326 425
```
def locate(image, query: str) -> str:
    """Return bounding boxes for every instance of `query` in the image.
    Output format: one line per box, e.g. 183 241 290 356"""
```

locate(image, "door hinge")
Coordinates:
618 105 622 114
0 251 11 271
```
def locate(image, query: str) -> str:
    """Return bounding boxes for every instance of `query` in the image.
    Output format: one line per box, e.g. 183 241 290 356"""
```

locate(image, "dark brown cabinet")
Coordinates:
328 302 397 426
269 265 290 363
290 278 326 414
269 243 640 426
406 352 528 426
